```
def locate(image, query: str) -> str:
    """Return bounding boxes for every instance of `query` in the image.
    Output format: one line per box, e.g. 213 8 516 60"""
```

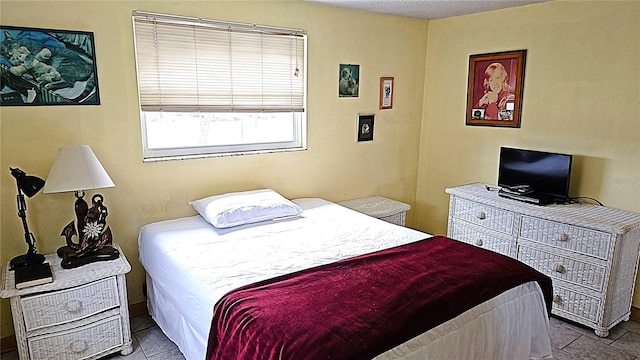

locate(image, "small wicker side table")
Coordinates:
0 244 133 360
338 196 411 226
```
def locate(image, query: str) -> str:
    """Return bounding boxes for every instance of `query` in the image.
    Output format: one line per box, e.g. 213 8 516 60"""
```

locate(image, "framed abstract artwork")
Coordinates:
0 25 100 106
466 50 526 127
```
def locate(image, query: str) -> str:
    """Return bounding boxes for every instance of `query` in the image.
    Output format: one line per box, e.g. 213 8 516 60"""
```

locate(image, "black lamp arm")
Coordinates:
16 190 38 257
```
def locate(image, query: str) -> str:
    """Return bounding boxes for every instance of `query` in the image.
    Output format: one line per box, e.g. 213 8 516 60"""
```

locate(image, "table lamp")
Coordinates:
9 168 46 269
42 145 119 268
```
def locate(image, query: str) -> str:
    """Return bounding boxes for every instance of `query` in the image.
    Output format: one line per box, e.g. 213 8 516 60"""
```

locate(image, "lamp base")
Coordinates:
57 245 119 269
10 253 45 270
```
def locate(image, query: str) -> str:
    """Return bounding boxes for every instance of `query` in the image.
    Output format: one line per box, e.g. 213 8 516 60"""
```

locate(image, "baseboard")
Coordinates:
0 301 148 354
631 306 640 322
129 300 148 318
0 335 16 354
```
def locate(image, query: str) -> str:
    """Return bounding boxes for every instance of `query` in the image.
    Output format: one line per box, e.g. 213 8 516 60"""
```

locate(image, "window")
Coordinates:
132 11 307 160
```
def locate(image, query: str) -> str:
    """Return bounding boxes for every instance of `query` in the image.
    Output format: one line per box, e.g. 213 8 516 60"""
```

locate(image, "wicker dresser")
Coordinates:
446 183 640 337
0 245 133 359
338 196 411 226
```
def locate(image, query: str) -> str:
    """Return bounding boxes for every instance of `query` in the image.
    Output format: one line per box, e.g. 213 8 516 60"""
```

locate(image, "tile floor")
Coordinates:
2 314 640 359
550 316 640 360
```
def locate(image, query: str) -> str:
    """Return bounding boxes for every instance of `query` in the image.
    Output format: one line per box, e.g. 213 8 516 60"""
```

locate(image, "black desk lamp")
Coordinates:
9 167 46 269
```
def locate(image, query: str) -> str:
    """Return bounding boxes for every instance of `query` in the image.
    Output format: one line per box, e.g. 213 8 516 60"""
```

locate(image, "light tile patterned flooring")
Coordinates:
3 314 640 359
550 316 640 360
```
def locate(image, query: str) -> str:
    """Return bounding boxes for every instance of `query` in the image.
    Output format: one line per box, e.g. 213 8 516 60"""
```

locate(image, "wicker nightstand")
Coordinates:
338 196 411 226
0 245 133 359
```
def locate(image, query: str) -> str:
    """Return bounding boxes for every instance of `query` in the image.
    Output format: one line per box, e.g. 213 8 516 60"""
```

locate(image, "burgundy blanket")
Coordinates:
206 236 552 360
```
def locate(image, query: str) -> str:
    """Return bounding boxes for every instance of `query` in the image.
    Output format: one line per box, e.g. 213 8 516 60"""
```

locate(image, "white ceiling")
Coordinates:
301 0 550 20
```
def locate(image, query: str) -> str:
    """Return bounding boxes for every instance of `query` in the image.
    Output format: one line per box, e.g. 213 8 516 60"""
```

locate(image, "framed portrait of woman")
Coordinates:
465 50 526 127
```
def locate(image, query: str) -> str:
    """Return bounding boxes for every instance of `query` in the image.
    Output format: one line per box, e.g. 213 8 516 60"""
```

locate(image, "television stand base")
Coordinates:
498 190 553 205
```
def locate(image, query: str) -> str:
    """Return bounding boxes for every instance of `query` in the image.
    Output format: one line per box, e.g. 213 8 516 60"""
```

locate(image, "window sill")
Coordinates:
142 147 307 163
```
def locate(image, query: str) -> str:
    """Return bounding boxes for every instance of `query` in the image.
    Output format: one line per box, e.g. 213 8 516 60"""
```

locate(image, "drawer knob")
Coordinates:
476 212 486 220
64 300 83 313
559 233 569 242
70 340 88 353
553 295 563 304
554 264 566 273
476 239 483 246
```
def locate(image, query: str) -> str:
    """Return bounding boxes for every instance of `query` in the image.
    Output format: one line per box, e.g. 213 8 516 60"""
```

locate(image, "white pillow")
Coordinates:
190 189 302 228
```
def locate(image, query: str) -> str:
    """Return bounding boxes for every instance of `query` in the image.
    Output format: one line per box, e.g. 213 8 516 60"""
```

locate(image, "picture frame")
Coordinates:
465 50 526 127
379 77 394 110
339 64 359 98
0 25 100 106
357 113 374 142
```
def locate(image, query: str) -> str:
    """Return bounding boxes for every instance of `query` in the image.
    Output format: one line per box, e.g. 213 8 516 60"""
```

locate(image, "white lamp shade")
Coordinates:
42 145 115 194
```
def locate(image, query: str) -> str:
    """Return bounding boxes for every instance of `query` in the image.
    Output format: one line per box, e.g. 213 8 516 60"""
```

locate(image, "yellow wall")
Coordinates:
1 0 639 341
416 1 640 296
0 1 428 338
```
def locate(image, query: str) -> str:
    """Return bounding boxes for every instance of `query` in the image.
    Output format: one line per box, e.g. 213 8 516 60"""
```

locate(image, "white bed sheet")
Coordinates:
139 198 552 360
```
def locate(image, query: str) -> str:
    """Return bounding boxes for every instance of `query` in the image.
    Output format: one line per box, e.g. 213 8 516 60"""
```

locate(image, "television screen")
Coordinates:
498 147 573 199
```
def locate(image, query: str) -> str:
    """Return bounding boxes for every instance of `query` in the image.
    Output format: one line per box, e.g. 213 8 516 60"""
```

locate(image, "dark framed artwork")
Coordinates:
339 64 359 97
357 113 374 142
0 25 100 106
466 50 526 127
379 77 394 110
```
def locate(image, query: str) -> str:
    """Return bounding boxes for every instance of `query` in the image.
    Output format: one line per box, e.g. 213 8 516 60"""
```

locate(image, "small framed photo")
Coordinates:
339 64 359 97
379 77 394 110
466 50 527 127
471 108 485 119
357 113 374 142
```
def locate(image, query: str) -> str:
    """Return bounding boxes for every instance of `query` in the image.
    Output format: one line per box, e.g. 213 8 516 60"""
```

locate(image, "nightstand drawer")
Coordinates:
519 216 612 260
449 219 514 257
21 277 119 331
451 198 515 234
28 316 123 360
519 245 606 292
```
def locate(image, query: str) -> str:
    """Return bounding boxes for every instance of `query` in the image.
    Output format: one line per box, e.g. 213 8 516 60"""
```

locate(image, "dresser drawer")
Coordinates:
552 284 602 323
519 216 612 260
449 219 514 257
28 316 123 360
518 245 606 292
21 277 119 331
451 198 515 235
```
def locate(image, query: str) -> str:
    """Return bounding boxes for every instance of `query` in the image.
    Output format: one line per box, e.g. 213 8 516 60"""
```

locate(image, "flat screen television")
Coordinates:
498 147 573 201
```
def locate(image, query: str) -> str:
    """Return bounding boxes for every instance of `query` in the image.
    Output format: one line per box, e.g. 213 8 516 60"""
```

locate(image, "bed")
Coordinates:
138 190 553 360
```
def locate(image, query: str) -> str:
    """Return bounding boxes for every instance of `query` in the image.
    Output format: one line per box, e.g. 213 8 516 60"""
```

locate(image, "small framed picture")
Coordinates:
357 114 374 142
471 108 485 119
379 77 394 110
339 64 359 97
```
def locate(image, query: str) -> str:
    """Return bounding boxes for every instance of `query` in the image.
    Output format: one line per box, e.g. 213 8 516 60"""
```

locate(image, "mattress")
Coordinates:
139 198 552 359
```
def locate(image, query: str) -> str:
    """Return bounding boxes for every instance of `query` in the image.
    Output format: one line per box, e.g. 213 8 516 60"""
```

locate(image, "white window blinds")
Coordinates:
132 11 306 113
